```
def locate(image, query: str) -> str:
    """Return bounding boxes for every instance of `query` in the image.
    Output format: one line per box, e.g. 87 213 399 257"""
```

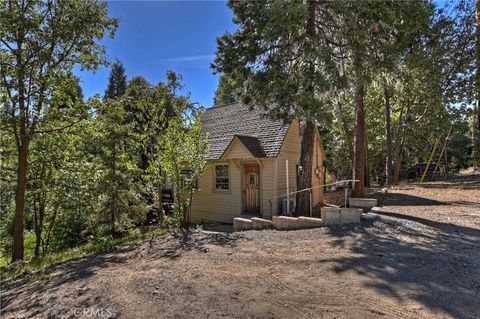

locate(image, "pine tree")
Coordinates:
105 60 127 100
213 74 241 106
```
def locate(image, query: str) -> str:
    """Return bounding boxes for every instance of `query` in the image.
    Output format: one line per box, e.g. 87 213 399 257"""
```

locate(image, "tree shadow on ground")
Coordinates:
411 174 480 190
325 211 480 319
372 192 448 206
148 231 243 259
0 248 134 318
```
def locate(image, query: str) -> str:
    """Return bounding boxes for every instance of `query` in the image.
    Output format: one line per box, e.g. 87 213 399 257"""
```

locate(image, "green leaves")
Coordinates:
159 112 208 229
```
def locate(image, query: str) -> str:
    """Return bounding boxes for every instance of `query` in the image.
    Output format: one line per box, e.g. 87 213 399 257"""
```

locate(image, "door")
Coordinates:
243 164 260 212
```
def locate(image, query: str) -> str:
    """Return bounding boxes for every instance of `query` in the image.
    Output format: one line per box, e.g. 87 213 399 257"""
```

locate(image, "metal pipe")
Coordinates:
309 189 312 217
269 179 360 201
286 159 289 215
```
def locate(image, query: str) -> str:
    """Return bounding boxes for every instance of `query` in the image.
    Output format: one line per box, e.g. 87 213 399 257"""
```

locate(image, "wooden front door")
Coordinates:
243 164 260 212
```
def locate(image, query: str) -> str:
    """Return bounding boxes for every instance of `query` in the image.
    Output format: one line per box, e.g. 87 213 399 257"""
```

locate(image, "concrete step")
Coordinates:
340 208 362 223
321 207 341 225
272 216 300 230
349 198 378 211
233 217 253 231
297 216 324 228
251 217 273 230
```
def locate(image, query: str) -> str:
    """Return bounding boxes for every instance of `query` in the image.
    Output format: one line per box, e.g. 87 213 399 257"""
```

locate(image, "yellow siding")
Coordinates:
275 120 301 215
223 138 253 160
259 158 275 218
191 120 326 222
191 160 242 223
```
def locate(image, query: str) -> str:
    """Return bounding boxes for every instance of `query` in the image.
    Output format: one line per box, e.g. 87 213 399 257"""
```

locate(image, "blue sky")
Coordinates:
74 1 236 107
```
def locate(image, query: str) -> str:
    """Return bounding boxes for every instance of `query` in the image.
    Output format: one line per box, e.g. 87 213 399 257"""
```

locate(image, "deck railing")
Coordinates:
268 179 359 217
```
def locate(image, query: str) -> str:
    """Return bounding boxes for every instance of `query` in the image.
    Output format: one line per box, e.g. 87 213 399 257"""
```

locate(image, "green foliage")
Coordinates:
0 227 168 281
96 99 147 234
160 113 208 230
213 74 242 106
105 60 128 100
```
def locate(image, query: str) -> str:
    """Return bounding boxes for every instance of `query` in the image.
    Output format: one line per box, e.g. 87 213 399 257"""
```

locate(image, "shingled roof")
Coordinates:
202 103 289 160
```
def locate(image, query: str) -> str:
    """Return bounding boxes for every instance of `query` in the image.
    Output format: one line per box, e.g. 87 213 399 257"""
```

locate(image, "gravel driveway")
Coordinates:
2 176 480 318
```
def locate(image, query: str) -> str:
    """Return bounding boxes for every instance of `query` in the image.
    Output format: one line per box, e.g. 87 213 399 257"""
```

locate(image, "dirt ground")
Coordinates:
1 175 480 319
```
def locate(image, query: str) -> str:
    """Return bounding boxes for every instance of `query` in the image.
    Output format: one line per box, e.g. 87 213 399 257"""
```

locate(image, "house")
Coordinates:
191 103 325 223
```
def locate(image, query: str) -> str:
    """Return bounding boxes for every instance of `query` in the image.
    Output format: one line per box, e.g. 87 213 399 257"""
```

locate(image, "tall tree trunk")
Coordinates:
295 0 317 215
296 122 316 215
12 138 30 261
43 203 59 255
384 87 393 185
364 126 370 187
392 103 408 184
336 101 354 162
393 129 407 183
111 143 116 235
352 83 366 198
473 0 479 171
33 165 47 258
34 196 45 259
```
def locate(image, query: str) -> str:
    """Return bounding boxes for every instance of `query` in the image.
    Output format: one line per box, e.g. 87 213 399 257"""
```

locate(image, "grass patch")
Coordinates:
0 226 168 282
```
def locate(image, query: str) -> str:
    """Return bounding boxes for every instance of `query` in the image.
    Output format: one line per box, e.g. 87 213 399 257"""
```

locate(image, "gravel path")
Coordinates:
2 176 479 318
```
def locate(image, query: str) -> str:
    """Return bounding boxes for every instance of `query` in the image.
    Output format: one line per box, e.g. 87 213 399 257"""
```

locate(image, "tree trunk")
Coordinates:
43 204 59 255
34 197 45 259
111 143 116 235
158 180 164 226
296 121 316 215
295 0 317 215
336 101 354 162
384 87 393 185
352 83 366 198
364 128 370 187
393 129 407 183
473 0 479 171
392 103 408 184
12 138 30 261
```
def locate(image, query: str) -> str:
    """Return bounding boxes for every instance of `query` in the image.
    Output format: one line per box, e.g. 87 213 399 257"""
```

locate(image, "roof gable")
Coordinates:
202 103 289 160
221 135 267 160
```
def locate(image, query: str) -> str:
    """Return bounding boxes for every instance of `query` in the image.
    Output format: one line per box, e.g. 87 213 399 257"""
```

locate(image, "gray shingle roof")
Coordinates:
202 103 289 160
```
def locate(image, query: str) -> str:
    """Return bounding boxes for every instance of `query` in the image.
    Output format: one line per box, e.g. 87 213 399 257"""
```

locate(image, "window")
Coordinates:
215 164 229 190
180 169 198 189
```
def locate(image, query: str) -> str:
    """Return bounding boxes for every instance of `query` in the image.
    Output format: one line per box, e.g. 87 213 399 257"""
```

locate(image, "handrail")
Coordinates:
268 179 359 217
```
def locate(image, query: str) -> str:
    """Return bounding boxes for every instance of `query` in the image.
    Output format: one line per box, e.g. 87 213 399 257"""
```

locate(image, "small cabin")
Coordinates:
191 103 325 223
